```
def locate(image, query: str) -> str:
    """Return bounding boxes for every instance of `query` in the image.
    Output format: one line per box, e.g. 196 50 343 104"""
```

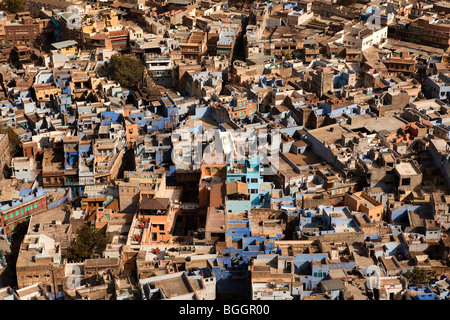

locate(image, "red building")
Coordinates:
0 191 48 233
4 13 49 47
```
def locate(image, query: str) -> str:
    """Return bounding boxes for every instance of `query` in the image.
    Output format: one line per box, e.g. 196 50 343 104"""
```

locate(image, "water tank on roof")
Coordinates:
197 228 205 240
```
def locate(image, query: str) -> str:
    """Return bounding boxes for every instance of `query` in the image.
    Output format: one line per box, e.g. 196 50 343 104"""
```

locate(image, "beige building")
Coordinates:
345 191 384 221
251 254 301 300
16 234 65 294
118 169 166 213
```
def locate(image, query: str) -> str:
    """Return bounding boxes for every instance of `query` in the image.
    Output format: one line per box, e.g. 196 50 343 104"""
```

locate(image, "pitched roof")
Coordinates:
320 279 345 292
51 40 78 49
226 181 248 196
139 198 170 210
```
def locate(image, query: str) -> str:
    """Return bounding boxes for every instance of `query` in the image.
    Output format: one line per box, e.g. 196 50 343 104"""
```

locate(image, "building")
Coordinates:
344 191 384 221
15 234 65 295
0 134 11 179
5 14 46 47
0 188 48 234
11 157 38 181
251 254 301 300
390 17 450 50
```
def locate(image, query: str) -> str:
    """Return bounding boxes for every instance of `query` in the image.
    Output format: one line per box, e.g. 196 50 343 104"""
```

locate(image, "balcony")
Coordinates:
64 180 79 186
64 167 78 175
145 53 170 62
227 166 247 174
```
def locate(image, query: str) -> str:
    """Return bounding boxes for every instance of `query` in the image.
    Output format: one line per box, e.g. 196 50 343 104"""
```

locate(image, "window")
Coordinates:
4 215 7 221
401 178 411 186
9 213 13 218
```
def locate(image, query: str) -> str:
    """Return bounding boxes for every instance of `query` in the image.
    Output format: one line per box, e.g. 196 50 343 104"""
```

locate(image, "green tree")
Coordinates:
405 267 436 287
66 225 107 262
105 54 145 89
0 0 26 14
335 0 357 6
147 69 155 80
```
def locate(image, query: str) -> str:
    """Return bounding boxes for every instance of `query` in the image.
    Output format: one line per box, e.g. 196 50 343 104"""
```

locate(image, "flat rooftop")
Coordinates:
395 162 421 176
283 150 322 167
183 117 220 131
28 203 69 225
144 273 193 298
205 207 225 234
164 187 183 203
308 124 349 145
343 115 407 134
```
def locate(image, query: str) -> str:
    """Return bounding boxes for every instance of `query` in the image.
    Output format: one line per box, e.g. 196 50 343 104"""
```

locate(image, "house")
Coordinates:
319 279 345 300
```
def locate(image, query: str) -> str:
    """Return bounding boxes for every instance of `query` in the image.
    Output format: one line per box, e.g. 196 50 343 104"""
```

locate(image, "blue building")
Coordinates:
426 72 450 101
55 94 72 114
226 157 265 207
62 135 82 196
296 206 362 237
101 111 123 126
319 101 358 121
333 70 356 89
208 212 283 299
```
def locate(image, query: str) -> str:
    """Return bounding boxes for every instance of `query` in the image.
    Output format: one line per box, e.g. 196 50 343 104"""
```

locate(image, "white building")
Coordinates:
337 24 388 51
250 254 301 300
135 39 172 88
11 157 38 182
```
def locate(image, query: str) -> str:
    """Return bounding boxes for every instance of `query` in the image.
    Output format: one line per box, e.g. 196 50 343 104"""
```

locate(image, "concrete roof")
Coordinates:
320 279 345 292
51 40 78 50
343 115 407 134
395 161 421 176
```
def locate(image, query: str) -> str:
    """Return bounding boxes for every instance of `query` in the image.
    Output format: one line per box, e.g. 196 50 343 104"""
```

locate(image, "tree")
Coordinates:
335 0 357 6
0 0 26 14
66 225 107 262
105 54 145 89
405 267 436 287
